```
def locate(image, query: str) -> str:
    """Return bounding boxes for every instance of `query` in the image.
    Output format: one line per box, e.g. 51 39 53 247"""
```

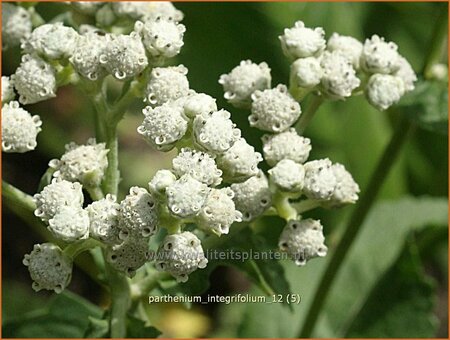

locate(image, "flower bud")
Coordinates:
193 110 241 154
48 206 90 242
279 21 326 59
23 243 73 293
166 175 210 218
99 33 148 80
217 138 262 183
268 159 305 192
2 101 41 153
196 188 242 236
34 179 84 222
119 187 159 239
138 102 188 151
302 159 337 200
219 60 271 108
262 128 311 166
173 148 222 186
250 84 301 132
106 238 150 277
366 74 405 111
156 232 208 283
290 57 322 89
12 54 57 105
2 3 32 48
148 169 177 198
327 33 363 69
2 76 15 103
86 194 121 245
146 65 190 105
49 139 108 188
70 32 108 81
360 34 400 74
230 170 272 221
279 219 327 266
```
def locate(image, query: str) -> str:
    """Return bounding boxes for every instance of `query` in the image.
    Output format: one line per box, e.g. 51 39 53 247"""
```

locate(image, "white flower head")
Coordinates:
230 170 272 221
268 159 305 193
303 158 337 200
193 109 241 154
325 163 360 208
183 92 217 118
113 1 183 21
86 194 121 245
70 32 108 81
48 206 90 242
2 101 41 153
262 128 311 166
173 148 223 187
135 18 185 62
142 2 184 22
217 138 262 183
34 179 84 223
146 65 190 105
327 33 363 69
12 54 57 105
148 169 177 198
138 102 188 151
320 51 360 100
166 175 210 218
2 76 15 103
360 34 400 74
99 33 148 80
279 21 326 59
23 243 72 293
119 187 159 239
2 3 32 48
279 219 327 266
394 55 417 93
366 74 405 111
49 138 108 188
106 238 150 277
250 84 301 132
219 60 272 108
72 2 104 15
290 57 323 89
156 231 208 283
22 23 79 60
196 188 242 236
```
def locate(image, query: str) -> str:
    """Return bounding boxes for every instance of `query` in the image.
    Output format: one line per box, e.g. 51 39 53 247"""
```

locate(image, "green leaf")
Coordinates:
126 314 162 338
228 196 447 338
399 80 448 134
3 290 103 338
345 240 438 337
317 196 448 337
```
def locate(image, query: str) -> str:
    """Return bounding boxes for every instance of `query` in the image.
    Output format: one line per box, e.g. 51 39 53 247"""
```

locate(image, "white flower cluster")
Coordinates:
361 35 417 110
217 21 368 266
278 22 417 108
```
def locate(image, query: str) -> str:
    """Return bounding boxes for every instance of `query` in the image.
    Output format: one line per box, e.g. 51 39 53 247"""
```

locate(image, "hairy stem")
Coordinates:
103 128 120 196
130 271 171 300
299 116 415 337
273 192 298 221
103 248 131 338
63 238 104 259
291 199 323 214
423 8 448 76
295 95 324 135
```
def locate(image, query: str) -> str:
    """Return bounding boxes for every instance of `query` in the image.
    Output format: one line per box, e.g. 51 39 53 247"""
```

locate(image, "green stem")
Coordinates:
103 249 130 338
423 8 448 76
298 116 415 338
63 238 104 259
103 128 120 196
272 191 298 221
295 95 324 135
130 271 171 300
291 199 323 214
86 186 104 201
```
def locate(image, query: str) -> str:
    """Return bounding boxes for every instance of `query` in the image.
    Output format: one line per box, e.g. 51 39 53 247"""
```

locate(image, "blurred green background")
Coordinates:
2 2 448 338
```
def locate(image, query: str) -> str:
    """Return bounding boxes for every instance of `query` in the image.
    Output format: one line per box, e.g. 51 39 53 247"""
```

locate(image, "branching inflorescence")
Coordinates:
2 2 416 298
